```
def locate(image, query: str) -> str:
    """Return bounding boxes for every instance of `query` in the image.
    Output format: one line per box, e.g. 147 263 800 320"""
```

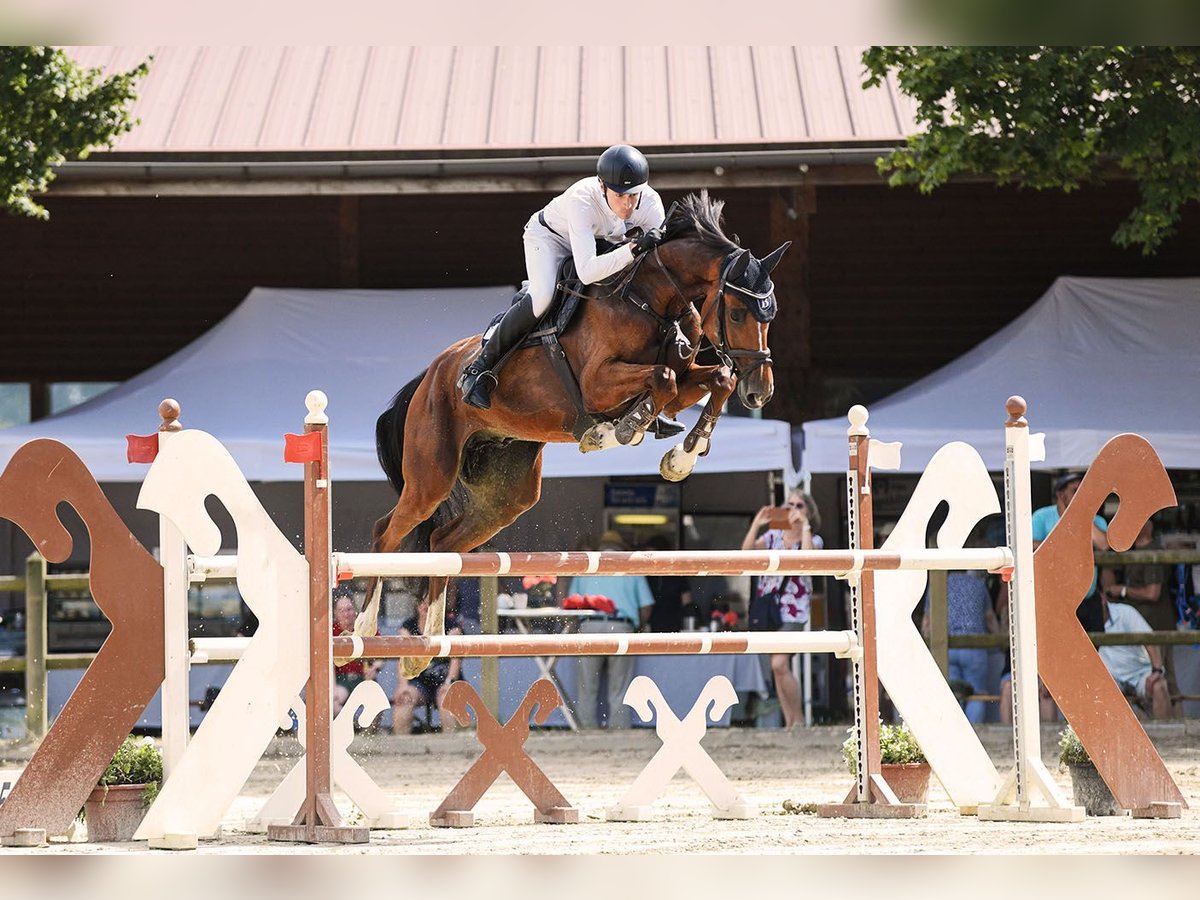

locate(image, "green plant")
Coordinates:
842 722 926 775
1058 725 1091 766
96 736 163 807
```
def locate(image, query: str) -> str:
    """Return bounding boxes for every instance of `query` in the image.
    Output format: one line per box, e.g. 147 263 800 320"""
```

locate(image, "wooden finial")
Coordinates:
1005 395 1028 428
305 390 329 425
159 399 182 433
847 404 869 437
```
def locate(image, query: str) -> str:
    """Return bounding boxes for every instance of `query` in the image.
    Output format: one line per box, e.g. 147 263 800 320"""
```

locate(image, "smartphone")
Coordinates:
764 506 793 529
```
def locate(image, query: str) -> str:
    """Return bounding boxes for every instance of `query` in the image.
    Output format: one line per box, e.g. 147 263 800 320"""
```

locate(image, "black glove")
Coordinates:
632 227 664 254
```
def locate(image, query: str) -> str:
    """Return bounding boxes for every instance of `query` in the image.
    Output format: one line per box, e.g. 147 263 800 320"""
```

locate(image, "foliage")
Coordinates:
96 736 163 808
1058 724 1091 765
862 46 1200 254
1 47 149 219
842 722 926 775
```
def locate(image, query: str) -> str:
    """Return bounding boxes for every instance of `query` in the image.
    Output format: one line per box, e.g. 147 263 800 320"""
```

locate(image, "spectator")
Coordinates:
449 576 482 635
391 596 464 735
641 534 694 633
1100 518 1178 708
741 490 823 730
1032 471 1109 631
1098 593 1172 720
568 529 655 728
332 592 380 719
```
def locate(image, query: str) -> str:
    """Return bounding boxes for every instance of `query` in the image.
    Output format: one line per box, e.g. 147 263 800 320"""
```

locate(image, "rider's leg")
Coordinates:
459 235 558 410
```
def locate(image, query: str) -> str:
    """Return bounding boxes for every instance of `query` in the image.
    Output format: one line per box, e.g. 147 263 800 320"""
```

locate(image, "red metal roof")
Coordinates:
64 46 918 155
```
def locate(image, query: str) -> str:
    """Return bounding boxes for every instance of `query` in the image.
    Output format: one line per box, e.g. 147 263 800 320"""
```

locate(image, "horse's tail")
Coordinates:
375 371 424 498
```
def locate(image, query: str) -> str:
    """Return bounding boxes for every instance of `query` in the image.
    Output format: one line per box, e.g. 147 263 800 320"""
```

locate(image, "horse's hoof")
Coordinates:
579 422 618 453
660 445 694 482
353 612 379 638
399 656 433 679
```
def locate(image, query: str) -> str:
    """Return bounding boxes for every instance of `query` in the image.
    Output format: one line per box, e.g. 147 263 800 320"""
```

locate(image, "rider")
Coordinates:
458 144 679 435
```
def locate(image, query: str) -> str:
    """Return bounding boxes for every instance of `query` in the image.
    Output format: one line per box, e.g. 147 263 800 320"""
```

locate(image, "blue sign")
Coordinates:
604 483 680 509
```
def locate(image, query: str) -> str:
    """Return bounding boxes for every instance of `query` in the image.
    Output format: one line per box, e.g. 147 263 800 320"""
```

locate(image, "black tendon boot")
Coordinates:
459 291 540 409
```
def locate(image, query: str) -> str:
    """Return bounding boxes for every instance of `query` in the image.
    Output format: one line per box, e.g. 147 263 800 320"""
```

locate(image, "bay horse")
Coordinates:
358 191 789 676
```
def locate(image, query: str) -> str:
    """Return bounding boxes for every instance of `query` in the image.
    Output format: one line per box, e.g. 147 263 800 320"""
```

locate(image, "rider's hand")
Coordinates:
632 227 664 254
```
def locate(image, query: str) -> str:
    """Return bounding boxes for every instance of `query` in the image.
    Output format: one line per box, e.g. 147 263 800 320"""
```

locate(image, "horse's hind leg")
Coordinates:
397 442 545 679
355 425 465 640
351 512 395 642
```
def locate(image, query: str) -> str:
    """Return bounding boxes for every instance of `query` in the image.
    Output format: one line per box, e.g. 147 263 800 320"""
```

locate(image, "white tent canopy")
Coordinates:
800 277 1200 474
0 287 795 483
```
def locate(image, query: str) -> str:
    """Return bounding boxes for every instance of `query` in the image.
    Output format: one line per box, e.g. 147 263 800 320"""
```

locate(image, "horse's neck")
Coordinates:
636 244 711 321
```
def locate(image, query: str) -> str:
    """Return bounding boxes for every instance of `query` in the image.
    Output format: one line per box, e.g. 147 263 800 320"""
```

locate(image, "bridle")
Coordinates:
607 239 775 380
701 249 775 378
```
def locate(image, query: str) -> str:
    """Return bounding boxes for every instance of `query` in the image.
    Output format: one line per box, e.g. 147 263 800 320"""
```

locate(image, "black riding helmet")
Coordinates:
597 144 650 194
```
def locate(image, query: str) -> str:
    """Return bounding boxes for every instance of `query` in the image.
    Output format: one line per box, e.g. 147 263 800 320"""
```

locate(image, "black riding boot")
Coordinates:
459 291 540 409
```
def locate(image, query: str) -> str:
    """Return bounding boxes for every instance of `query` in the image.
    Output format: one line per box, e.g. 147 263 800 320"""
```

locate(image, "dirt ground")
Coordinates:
4 720 1199 855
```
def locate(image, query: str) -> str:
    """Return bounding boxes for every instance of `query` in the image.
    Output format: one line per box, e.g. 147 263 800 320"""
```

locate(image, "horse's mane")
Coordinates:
661 190 740 251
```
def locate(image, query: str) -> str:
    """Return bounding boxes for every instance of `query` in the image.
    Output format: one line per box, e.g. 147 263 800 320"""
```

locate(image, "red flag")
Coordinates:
283 431 323 464
126 433 159 464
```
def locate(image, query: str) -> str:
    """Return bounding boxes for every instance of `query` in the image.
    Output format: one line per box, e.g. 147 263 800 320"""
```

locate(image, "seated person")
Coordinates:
332 593 380 718
391 596 464 734
1097 594 1171 720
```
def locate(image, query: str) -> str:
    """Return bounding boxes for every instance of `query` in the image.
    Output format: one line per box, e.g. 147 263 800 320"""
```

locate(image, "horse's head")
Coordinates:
709 243 789 408
657 192 789 409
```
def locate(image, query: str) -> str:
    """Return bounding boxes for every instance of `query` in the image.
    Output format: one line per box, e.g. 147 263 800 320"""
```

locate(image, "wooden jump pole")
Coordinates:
818 405 922 818
268 391 368 845
332 630 859 660
189 548 1014 581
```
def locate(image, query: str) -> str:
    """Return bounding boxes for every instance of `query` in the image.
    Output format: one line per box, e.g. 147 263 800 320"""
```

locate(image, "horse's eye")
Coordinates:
729 308 747 324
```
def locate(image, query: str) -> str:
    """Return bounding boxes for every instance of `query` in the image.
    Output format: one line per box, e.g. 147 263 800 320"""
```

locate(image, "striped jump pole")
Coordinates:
189 547 1013 582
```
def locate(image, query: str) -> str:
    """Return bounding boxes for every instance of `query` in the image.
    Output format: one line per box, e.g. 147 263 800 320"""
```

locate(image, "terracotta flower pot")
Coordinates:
84 783 150 842
1068 762 1121 816
880 762 931 805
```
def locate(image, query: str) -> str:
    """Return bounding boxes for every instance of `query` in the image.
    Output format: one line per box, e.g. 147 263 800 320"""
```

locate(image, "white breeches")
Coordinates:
523 226 570 317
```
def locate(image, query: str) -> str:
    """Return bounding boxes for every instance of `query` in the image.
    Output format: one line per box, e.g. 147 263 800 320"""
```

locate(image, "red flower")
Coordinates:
722 611 739 627
522 575 558 590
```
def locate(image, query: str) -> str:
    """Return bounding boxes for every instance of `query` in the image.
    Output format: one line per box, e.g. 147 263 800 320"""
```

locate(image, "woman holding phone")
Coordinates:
741 490 823 730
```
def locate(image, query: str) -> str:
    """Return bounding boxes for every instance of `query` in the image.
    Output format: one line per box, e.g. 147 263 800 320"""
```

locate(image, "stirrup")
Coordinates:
459 364 498 410
614 395 657 445
651 415 685 439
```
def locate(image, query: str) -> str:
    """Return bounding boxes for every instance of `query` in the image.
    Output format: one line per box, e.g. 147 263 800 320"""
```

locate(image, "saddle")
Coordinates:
478 242 693 441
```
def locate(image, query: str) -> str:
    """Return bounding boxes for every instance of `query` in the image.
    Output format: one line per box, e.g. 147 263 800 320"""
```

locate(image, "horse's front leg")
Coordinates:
578 361 679 453
660 363 735 482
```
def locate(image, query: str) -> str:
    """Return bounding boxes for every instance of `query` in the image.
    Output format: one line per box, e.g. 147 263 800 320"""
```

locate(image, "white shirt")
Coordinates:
531 177 666 285
1098 601 1153 688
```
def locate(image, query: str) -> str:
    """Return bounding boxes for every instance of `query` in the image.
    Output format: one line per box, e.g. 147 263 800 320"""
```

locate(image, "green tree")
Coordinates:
1 46 148 219
863 46 1200 254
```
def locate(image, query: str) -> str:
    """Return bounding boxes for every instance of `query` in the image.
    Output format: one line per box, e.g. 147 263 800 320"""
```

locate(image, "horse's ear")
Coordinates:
760 241 792 273
726 250 751 281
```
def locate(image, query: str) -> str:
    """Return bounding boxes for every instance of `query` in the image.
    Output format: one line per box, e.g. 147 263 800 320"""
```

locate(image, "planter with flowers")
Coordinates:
1059 724 1120 816
82 735 163 842
842 722 931 804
